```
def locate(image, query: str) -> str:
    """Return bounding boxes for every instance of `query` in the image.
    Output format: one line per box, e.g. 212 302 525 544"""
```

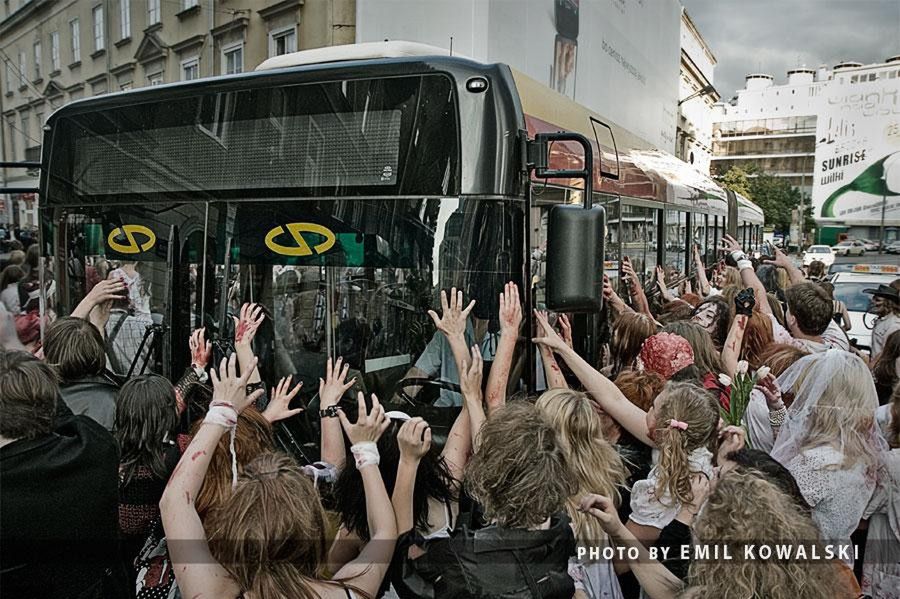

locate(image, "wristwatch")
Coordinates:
320 405 340 418
191 364 209 383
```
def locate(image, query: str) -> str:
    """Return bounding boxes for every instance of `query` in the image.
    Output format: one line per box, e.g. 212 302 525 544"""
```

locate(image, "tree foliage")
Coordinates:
717 165 810 233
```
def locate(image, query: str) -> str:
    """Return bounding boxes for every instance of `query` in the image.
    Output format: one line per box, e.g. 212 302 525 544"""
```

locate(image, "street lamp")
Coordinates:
678 84 718 106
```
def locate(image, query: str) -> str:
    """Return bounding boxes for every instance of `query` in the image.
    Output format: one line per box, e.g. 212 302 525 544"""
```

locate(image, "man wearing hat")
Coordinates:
864 283 900 359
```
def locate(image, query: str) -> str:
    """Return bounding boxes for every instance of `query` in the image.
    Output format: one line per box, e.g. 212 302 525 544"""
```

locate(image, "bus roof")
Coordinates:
256 41 467 71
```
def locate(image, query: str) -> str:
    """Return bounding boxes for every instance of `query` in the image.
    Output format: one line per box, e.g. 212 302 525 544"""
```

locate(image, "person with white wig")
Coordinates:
769 349 887 564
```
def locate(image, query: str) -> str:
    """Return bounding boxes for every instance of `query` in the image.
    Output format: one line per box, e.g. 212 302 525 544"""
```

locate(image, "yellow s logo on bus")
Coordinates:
265 223 336 257
108 225 156 254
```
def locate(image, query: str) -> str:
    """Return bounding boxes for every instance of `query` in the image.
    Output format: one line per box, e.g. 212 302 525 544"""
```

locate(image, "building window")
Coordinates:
148 71 163 86
5 61 13 92
148 0 160 25
6 118 16 160
70 19 81 63
50 31 60 71
181 57 199 81
33 41 41 80
120 0 130 39
17 50 26 86
92 5 105 51
269 26 296 57
222 42 243 75
20 112 30 150
120 81 132 90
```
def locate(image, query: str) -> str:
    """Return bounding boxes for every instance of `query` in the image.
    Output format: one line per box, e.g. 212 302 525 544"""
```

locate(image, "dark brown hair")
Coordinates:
43 317 107 381
0 265 25 290
610 312 657 377
784 283 832 336
872 330 900 396
0 350 59 440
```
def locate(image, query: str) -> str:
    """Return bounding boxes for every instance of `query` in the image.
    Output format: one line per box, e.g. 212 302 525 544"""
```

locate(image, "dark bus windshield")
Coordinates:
46 73 460 203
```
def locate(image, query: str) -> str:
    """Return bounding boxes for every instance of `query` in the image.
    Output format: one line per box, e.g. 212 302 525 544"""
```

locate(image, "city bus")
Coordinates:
34 41 762 455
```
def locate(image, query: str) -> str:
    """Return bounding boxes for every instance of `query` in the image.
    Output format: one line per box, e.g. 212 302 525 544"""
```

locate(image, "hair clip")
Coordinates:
668 419 688 431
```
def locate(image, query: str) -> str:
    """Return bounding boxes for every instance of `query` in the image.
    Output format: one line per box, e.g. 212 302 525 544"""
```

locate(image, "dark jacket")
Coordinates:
0 399 132 599
410 513 576 598
59 375 119 432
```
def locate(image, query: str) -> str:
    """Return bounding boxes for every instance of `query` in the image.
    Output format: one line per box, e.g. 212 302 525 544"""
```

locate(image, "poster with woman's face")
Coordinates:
550 0 579 98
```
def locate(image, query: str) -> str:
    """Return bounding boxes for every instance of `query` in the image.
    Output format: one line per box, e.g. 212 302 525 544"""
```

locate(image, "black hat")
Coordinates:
863 284 900 302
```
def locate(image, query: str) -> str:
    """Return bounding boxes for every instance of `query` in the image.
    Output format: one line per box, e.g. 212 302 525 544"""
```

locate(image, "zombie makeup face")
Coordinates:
691 302 721 334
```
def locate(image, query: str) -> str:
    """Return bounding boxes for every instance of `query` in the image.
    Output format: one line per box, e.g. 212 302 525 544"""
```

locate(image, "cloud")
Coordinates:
681 0 900 101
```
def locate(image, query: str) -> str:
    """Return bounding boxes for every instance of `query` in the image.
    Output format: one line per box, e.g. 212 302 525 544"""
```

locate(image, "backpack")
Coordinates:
404 513 577 598
134 518 179 599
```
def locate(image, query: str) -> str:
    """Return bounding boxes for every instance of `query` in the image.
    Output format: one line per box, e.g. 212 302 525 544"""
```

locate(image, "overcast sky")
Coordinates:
681 0 900 101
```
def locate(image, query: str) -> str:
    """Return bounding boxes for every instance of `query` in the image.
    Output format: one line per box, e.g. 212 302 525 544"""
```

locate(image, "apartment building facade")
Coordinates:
1 0 356 229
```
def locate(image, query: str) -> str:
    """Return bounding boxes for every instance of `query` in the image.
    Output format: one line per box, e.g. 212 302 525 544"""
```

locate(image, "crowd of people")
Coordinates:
2 235 900 599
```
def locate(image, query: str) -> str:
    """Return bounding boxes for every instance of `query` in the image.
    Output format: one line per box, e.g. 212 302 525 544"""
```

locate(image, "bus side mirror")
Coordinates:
546 204 605 312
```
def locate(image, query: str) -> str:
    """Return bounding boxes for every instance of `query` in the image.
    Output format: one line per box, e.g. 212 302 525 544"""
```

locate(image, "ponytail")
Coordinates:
655 423 694 506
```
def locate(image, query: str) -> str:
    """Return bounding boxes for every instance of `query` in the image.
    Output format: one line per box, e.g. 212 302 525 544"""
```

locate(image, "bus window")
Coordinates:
603 198 620 289
208 197 526 414
665 209 687 278
620 203 655 284
706 216 717 264
692 213 707 267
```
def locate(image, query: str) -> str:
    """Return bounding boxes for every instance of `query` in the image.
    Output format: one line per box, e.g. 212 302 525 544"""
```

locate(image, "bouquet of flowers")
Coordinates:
717 361 770 448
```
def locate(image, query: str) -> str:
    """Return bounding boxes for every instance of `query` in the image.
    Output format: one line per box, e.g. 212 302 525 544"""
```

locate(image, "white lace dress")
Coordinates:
785 445 875 563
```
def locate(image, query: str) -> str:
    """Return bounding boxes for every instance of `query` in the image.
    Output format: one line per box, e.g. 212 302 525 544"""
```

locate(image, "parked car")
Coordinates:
802 245 835 267
885 240 900 254
832 240 866 256
859 239 880 251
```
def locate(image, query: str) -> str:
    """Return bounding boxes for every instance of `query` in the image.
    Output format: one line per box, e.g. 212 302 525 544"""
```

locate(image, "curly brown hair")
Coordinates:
740 309 774 371
685 469 849 599
465 401 576 529
610 312 658 377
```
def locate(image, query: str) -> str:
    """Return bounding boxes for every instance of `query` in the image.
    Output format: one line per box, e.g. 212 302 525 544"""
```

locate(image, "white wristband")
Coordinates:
205 402 239 488
350 442 380 469
737 259 753 271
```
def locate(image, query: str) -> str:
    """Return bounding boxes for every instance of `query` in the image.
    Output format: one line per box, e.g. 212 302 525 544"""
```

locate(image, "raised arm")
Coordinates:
604 274 636 317
693 245 711 297
622 257 652 317
333 392 397 596
232 303 265 387
427 287 476 376
459 345 486 452
579 495 684 599
175 327 213 415
392 417 433 534
318 357 357 470
722 235 772 316
535 311 569 389
71 278 126 336
533 310 654 447
485 282 522 414
160 354 261 599
721 290 755 378
655 266 675 304
765 246 806 286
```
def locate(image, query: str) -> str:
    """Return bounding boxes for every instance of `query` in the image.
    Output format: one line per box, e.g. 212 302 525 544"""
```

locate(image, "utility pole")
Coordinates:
880 188 887 255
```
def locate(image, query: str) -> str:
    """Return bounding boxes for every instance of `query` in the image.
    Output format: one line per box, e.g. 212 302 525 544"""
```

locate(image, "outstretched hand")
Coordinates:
262 375 304 423
428 287 475 339
532 309 568 354
397 417 432 462
232 303 265 347
498 282 522 336
577 494 626 536
319 356 356 409
189 328 212 369
338 392 390 445
459 344 484 406
734 288 756 316
761 246 792 269
210 354 262 414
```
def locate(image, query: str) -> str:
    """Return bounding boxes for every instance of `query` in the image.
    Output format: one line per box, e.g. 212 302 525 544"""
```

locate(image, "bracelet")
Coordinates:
730 250 748 263
768 406 787 428
191 364 209 383
350 441 380 469
320 405 340 418
246 381 265 394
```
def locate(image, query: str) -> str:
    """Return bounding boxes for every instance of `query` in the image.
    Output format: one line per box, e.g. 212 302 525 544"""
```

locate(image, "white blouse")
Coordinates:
629 447 714 529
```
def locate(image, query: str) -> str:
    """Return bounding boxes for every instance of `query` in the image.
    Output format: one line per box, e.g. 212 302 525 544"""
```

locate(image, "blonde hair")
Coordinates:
206 452 364 599
465 401 577 529
653 383 719 506
535 389 628 543
684 469 848 599
721 267 741 288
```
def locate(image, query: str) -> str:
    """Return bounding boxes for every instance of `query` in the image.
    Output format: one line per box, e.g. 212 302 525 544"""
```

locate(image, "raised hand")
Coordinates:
262 375 304 423
232 303 265 347
621 256 639 289
498 282 522 336
716 425 747 464
532 309 568 354
397 417 432 462
762 245 793 269
427 287 475 339
757 373 784 410
460 344 484 406
338 392 390 445
558 314 574 350
89 278 128 305
189 328 212 369
210 354 261 413
577 494 626 536
721 234 743 254
319 356 356 409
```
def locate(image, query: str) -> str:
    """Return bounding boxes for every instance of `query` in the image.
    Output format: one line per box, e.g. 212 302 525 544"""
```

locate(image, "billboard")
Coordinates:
356 0 682 151
813 75 900 224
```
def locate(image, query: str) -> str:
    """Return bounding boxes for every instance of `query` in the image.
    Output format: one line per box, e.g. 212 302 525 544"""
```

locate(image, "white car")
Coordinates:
830 264 900 353
832 240 866 256
802 245 835 267
859 239 880 252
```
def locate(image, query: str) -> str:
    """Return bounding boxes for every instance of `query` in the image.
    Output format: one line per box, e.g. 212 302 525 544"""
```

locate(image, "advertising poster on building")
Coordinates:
813 75 900 224
356 0 681 152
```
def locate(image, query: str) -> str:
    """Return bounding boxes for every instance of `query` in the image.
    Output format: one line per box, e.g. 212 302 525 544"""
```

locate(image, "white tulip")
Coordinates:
755 366 771 380
736 361 749 375
718 373 732 387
